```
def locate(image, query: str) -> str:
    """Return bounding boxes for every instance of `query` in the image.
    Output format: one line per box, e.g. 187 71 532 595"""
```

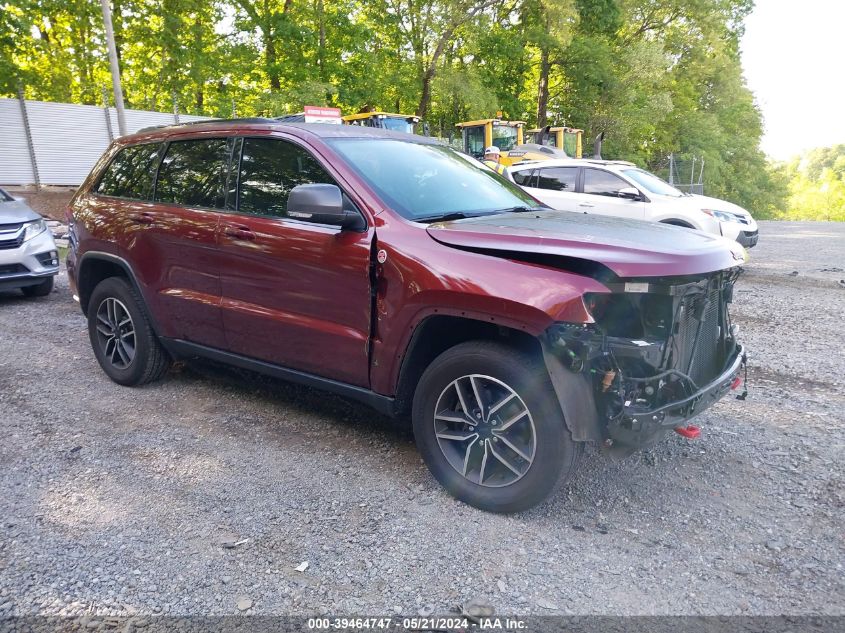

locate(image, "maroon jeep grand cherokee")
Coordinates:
67 119 747 512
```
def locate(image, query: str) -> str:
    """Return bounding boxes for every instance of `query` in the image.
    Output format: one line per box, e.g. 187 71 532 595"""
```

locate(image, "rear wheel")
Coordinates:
87 277 170 386
21 276 53 297
412 341 580 513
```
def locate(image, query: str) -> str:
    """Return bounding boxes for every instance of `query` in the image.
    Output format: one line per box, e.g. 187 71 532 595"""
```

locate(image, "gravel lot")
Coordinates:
0 221 843 619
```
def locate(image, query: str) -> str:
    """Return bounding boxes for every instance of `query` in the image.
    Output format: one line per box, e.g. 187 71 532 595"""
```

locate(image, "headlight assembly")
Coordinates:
701 209 737 223
21 219 47 242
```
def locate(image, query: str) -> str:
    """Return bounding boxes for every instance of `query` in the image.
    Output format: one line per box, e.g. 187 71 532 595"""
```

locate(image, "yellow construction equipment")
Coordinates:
456 118 525 162
342 111 421 134
525 126 584 158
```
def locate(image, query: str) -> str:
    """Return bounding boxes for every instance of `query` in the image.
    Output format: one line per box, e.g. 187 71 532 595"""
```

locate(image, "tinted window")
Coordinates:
238 138 335 218
583 168 629 197
536 167 578 192
155 138 231 208
512 169 536 187
97 143 162 199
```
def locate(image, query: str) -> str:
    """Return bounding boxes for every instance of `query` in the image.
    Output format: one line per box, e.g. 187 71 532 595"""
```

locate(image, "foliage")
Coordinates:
772 145 845 222
0 0 787 213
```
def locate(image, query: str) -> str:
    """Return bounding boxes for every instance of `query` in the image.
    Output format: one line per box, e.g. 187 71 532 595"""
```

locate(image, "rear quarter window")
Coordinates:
96 143 162 200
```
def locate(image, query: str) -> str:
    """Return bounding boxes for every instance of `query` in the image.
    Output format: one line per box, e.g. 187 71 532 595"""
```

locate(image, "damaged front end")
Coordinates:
543 268 746 453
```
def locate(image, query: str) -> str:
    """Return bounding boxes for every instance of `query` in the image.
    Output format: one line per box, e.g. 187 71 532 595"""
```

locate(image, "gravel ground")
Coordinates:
0 221 843 619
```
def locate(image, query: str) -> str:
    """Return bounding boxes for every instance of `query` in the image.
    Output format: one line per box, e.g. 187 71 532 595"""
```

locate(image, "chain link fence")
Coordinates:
651 154 705 195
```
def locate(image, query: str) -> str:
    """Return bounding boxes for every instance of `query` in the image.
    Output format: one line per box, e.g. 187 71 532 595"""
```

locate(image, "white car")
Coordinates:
508 158 759 247
0 187 59 297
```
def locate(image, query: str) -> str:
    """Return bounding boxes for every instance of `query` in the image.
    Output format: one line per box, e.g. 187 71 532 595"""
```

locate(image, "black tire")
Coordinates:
21 276 54 297
87 276 170 386
412 340 581 513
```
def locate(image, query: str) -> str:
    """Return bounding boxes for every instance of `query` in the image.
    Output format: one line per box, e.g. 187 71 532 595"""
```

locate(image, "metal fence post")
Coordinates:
102 87 115 142
17 88 40 190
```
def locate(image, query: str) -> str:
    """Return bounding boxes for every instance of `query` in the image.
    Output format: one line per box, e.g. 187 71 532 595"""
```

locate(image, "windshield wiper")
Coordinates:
415 212 476 223
493 205 548 214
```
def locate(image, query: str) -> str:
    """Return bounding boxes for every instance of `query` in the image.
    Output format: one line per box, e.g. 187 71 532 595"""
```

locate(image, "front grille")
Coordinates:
0 223 23 232
0 236 23 250
0 263 28 275
675 284 723 386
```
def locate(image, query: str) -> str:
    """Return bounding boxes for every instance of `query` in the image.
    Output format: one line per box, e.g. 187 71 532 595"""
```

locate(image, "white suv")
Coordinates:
0 188 59 297
508 159 759 247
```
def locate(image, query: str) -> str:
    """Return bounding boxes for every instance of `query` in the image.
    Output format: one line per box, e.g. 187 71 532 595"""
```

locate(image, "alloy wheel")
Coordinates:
94 297 136 369
433 374 536 487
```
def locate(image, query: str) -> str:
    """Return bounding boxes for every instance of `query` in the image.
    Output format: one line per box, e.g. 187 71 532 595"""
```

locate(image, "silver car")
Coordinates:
0 188 59 297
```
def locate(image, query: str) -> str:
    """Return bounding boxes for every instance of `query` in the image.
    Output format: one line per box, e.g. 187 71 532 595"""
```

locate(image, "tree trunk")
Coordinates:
417 69 434 120
265 31 280 91
536 46 550 127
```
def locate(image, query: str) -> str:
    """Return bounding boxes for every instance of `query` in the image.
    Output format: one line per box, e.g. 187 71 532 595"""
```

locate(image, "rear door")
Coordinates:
88 139 224 348
518 165 580 212
577 167 645 219
136 137 231 347
216 135 373 387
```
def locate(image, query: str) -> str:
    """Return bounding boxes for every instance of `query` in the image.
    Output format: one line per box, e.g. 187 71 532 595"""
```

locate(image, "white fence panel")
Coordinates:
0 99 36 185
0 98 212 186
25 100 113 186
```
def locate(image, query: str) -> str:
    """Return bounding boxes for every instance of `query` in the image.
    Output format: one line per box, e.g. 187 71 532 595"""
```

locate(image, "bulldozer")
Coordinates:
342 111 421 135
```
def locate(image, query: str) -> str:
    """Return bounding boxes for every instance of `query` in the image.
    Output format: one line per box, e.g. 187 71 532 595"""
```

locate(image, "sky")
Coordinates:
740 0 845 160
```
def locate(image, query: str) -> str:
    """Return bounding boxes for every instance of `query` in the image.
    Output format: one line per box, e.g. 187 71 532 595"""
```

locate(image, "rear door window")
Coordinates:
512 169 536 187
237 137 336 218
536 166 578 192
583 168 629 197
155 138 231 208
97 143 162 200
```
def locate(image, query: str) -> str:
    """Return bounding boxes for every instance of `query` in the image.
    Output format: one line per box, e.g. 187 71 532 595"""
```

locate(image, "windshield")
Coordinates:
622 168 684 197
380 117 415 134
327 138 542 221
492 125 519 151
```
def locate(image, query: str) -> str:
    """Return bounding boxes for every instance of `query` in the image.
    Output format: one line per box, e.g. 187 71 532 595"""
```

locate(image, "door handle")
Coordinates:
129 212 155 224
223 225 256 241
578 202 595 208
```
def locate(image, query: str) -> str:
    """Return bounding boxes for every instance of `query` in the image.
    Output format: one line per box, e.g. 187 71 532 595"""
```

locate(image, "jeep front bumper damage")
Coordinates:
543 325 746 452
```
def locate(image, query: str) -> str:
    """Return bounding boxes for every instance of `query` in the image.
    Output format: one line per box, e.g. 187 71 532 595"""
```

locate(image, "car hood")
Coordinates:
426 210 746 278
0 199 40 224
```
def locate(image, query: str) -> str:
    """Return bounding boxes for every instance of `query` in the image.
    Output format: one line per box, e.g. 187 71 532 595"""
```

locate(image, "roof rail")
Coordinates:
136 117 278 134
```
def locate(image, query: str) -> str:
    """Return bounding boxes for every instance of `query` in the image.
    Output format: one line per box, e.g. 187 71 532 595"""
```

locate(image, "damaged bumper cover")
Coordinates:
542 270 746 450
543 330 745 449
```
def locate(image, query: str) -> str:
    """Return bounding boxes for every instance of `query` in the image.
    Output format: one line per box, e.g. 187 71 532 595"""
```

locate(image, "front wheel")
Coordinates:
21 276 54 297
412 341 580 513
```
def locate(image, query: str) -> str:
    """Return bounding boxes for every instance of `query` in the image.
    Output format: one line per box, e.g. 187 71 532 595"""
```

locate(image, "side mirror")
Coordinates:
618 186 642 201
287 183 365 231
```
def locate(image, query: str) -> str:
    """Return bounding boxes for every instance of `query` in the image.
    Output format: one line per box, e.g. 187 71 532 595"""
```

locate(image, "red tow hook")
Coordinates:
731 376 742 390
674 425 701 439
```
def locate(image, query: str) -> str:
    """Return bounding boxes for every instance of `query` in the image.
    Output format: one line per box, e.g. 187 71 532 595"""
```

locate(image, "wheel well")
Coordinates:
659 219 695 229
393 315 542 417
78 257 130 314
